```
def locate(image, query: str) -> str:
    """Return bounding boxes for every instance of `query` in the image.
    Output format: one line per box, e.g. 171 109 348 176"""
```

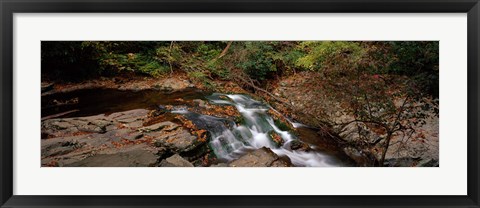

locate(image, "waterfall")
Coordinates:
173 93 342 167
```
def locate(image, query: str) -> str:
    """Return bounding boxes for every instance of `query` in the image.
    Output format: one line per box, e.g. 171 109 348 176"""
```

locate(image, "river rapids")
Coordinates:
172 93 343 167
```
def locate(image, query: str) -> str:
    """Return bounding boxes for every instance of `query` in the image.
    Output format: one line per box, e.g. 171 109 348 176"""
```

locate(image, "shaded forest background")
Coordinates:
42 41 439 166
42 41 439 98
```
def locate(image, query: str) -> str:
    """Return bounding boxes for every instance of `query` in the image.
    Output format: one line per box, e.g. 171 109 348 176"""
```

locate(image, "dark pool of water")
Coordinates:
41 88 207 118
295 126 356 166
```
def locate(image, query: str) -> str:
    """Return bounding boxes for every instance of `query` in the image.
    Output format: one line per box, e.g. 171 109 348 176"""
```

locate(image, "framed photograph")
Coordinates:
1 0 479 207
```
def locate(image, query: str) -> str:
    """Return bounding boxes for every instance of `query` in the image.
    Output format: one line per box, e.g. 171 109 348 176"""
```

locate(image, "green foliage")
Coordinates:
138 61 170 77
195 43 222 61
387 42 439 75
293 41 439 98
278 49 305 73
234 115 245 125
188 71 207 80
274 119 291 132
97 52 168 77
207 61 230 79
42 41 439 100
295 41 365 72
155 44 182 68
237 42 278 81
387 42 439 97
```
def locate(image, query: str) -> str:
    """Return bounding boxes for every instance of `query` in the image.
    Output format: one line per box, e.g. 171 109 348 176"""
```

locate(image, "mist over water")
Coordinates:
173 93 344 167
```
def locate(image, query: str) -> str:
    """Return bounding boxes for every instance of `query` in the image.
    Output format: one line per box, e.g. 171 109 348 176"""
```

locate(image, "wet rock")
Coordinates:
382 114 439 167
41 82 54 93
67 148 158 167
270 159 291 167
41 140 84 158
42 117 114 137
41 119 79 137
149 128 198 152
77 124 106 133
125 120 144 128
210 163 228 167
343 146 379 167
142 119 207 160
418 158 439 167
339 121 381 143
108 109 150 121
157 78 191 91
43 110 150 138
182 113 235 135
228 147 283 167
193 99 207 108
268 131 284 147
102 129 144 142
159 154 194 167
155 146 172 159
41 108 201 167
384 157 422 167
140 121 178 132
150 107 168 117
41 120 75 137
51 97 79 106
41 134 108 160
289 140 311 151
126 132 144 140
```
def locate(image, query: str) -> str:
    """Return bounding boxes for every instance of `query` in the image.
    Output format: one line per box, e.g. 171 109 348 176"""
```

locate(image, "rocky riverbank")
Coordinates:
41 107 293 167
42 75 195 96
42 73 247 97
269 71 439 167
41 73 438 167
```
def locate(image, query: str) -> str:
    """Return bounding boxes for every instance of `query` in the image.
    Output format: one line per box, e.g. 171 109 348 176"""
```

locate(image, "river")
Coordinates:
42 88 354 167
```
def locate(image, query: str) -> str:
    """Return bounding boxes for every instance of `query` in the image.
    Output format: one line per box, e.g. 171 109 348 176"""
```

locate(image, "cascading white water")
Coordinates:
174 93 342 167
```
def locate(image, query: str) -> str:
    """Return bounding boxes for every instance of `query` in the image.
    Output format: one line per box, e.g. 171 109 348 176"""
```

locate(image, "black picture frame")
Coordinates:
1 0 479 207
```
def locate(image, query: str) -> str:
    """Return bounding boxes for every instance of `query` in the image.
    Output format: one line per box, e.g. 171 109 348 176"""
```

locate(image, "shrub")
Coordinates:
237 42 278 81
295 41 366 72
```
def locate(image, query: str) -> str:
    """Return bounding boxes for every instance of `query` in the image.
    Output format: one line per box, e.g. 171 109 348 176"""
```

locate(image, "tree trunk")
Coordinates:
169 41 174 74
380 132 392 167
217 41 233 59
234 75 290 106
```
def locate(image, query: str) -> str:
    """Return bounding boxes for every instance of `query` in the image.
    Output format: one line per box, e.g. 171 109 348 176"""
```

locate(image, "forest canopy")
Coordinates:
41 41 439 97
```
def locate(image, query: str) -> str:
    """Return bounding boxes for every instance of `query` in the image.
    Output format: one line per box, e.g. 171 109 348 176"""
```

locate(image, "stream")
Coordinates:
42 88 353 167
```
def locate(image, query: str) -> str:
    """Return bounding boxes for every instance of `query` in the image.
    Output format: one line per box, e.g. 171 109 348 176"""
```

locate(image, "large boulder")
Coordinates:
159 154 194 167
41 108 204 167
66 147 158 167
42 109 150 138
154 78 192 91
143 122 201 153
343 146 379 167
228 147 291 167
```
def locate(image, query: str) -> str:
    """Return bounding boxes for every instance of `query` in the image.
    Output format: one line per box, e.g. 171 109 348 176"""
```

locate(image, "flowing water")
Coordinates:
172 93 347 167
42 89 351 167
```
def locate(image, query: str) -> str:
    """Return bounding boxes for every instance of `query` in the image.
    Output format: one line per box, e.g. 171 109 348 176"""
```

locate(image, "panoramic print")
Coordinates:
41 41 439 167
